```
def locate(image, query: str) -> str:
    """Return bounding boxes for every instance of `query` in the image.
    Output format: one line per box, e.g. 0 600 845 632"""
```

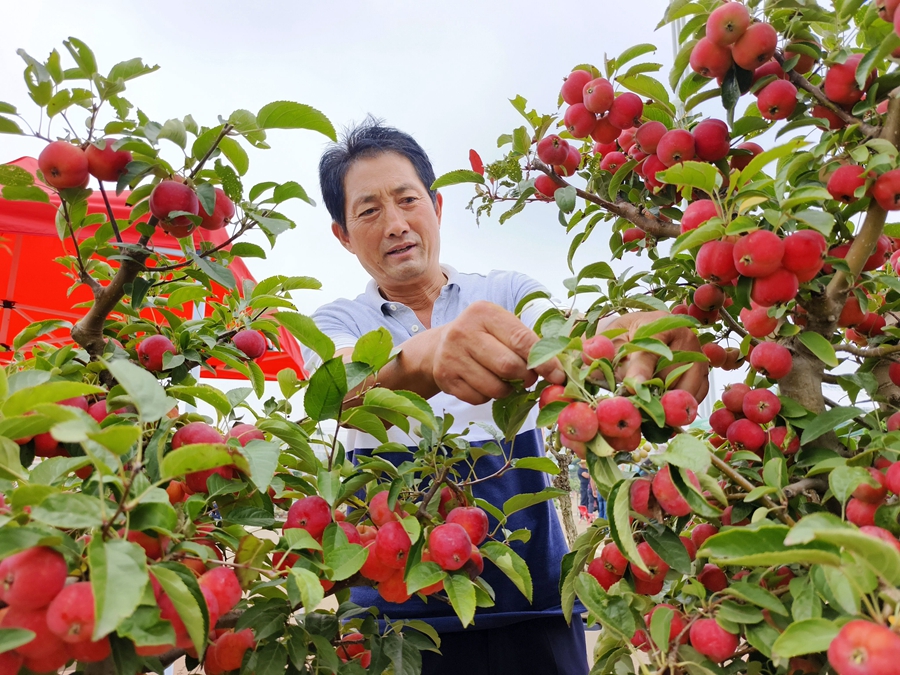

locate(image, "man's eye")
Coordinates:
359 208 377 217
402 196 418 204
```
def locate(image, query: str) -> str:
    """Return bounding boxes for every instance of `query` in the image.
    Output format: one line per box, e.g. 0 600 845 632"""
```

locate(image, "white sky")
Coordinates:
0 0 761 413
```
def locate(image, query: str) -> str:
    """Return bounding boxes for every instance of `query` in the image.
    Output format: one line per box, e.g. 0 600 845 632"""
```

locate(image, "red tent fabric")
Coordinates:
0 157 305 380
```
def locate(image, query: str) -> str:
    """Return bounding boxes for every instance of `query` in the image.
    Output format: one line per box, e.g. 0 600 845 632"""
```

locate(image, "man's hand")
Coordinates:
425 301 566 405
601 310 710 402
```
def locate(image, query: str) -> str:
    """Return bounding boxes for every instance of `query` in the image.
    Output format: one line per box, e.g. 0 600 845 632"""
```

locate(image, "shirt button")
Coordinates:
411 325 419 333
389 304 397 311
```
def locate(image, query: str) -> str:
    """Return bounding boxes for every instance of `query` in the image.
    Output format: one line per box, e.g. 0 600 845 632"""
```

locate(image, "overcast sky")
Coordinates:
1 0 676 306
2 1 763 413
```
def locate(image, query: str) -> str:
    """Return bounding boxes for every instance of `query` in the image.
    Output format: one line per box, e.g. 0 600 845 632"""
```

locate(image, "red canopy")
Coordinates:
0 157 305 381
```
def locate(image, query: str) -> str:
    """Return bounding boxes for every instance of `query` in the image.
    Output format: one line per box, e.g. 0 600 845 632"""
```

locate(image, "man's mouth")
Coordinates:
387 244 415 256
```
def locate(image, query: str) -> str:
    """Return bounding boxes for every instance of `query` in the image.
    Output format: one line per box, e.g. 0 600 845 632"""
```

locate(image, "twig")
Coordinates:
835 343 900 358
823 395 875 430
189 124 234 180
98 182 123 243
61 200 102 294
718 308 754 343
774 51 879 137
151 221 252 273
709 453 795 526
415 467 448 520
782 476 828 500
532 160 681 239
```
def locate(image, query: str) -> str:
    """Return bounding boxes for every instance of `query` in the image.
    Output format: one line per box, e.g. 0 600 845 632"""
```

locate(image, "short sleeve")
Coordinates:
300 301 363 372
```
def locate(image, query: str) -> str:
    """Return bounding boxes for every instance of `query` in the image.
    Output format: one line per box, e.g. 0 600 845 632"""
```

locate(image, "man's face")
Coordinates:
332 152 442 289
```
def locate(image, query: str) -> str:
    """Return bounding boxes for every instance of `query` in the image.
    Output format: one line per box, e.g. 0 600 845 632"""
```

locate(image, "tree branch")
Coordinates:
835 343 900 358
774 51 879 137
532 160 681 239
824 97 900 314
709 453 795 526
189 124 234 180
782 476 828 500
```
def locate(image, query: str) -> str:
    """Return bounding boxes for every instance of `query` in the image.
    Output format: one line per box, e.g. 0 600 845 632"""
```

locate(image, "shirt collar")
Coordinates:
363 264 460 310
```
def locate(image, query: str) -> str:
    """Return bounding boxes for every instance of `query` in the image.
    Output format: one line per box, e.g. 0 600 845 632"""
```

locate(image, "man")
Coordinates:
305 120 707 674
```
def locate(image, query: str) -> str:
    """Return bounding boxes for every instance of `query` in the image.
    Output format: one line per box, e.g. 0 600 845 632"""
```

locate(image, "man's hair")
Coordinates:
319 116 437 231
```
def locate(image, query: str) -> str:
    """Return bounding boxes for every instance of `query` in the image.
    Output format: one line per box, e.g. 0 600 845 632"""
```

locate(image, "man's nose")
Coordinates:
383 202 410 236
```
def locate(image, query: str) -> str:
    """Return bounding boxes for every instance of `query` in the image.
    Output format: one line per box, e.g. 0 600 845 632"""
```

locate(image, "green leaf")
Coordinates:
662 434 711 474
444 573 477 628
273 312 335 363
527 336 570 369
288 566 325 611
616 74 672 111
305 358 348 421
502 487 567 517
801 406 863 445
0 165 33 186
771 619 839 660
480 542 532 602
0 117 23 135
151 564 207 655
230 242 266 259
31 493 105 528
738 138 806 186
2 381 104 417
615 43 657 69
352 328 394 370
700 524 841 567
431 169 485 190
160 442 240 480
829 466 872 505
241 440 281 493
512 456 560 475
608 479 648 573
0 628 36 653
786 512 900 585
573 573 635 640
1 185 48 202
63 37 97 76
656 161 718 196
88 537 148 641
158 118 187 149
798 332 838 367
168 385 232 417
723 581 788 616
363 388 437 432
256 101 336 140
643 524 692 574
192 253 236 289
104 359 175 422
273 181 314 205
219 136 249 176
621 338 672 362
405 562 445 594
632 315 697 341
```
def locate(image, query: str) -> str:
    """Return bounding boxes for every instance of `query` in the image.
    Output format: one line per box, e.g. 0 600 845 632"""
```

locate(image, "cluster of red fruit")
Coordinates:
275 491 489 608
143 566 249 659
708 382 796 457
135 327 268 373
36 139 236 239
538 334 700 457
148 180 235 238
37 138 133 189
14 395 122 471
166 421 265 494
0 547 250 671
585 537 742 663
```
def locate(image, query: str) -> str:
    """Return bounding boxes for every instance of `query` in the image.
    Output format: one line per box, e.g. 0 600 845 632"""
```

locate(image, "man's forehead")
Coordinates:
344 152 427 200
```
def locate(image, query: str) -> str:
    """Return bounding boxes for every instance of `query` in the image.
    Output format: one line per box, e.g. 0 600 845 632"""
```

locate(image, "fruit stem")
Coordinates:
708 453 795 526
531 159 681 239
189 123 234 180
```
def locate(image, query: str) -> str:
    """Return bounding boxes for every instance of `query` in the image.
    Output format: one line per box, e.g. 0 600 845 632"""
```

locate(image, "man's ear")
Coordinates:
435 191 443 227
331 221 353 253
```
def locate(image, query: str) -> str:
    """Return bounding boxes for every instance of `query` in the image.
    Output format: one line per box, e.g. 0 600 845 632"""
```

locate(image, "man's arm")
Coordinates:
342 301 566 406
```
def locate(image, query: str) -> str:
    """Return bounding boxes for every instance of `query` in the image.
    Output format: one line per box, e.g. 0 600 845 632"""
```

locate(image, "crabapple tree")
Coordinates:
0 39 550 675
432 0 900 672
